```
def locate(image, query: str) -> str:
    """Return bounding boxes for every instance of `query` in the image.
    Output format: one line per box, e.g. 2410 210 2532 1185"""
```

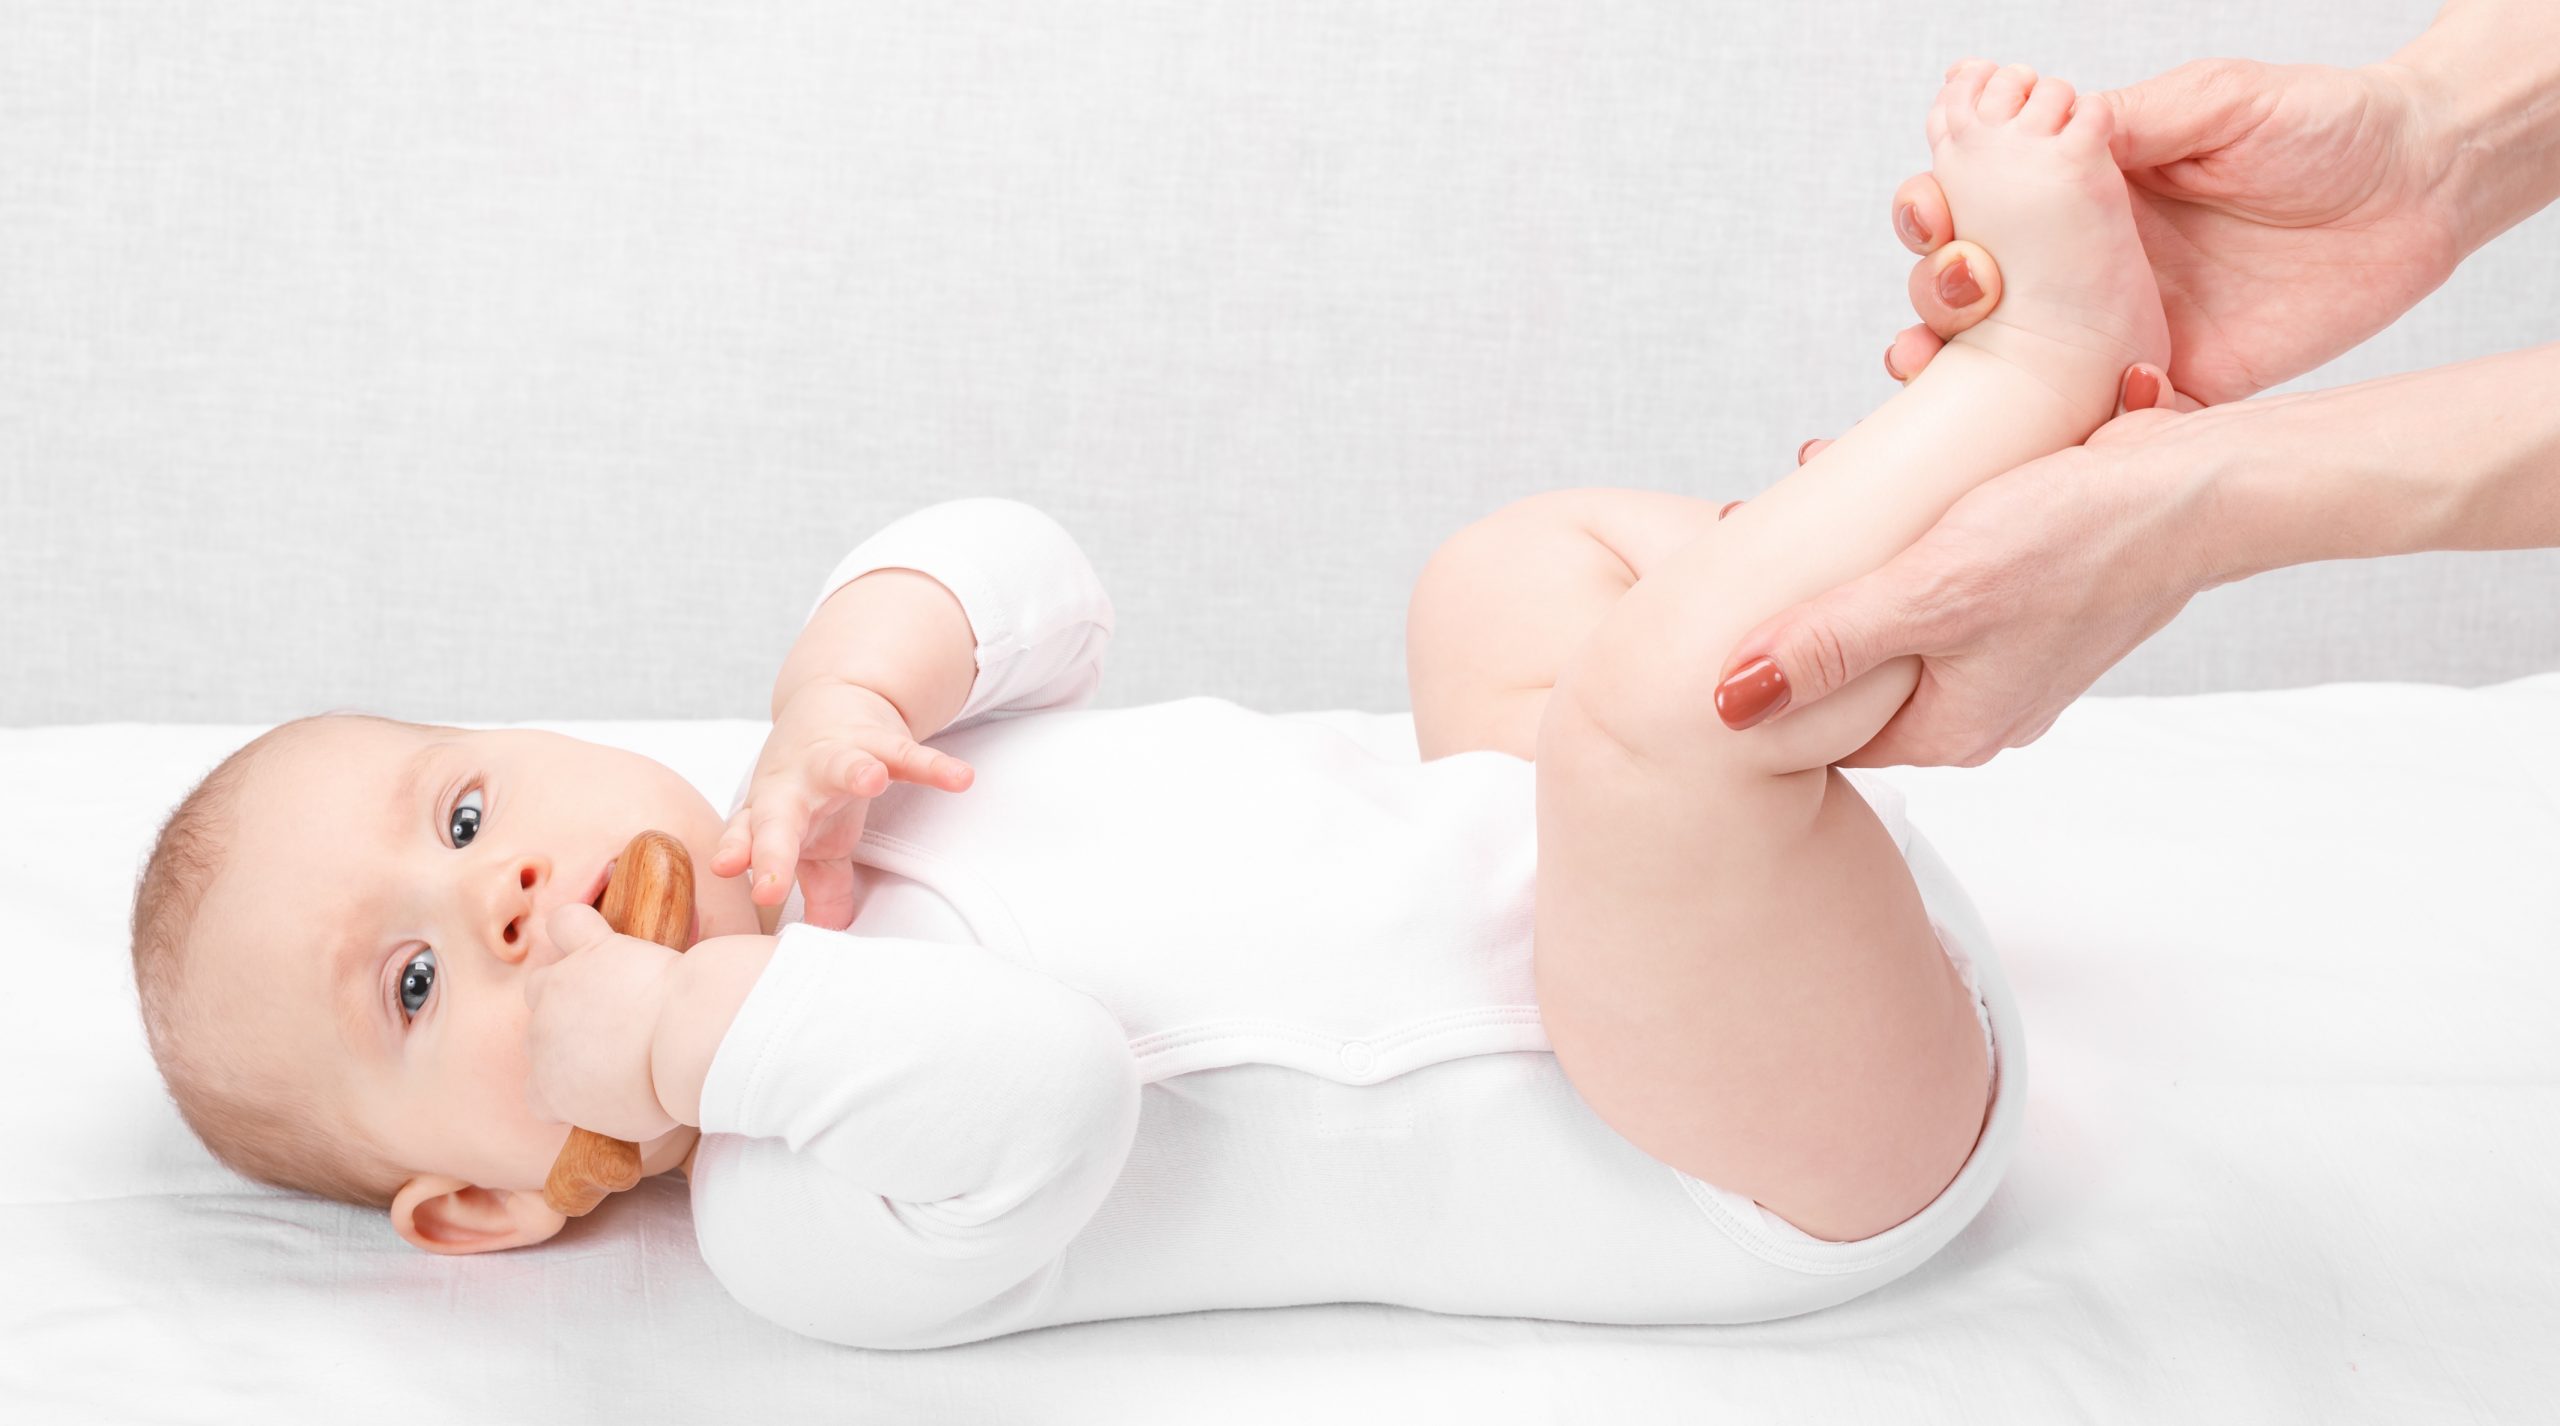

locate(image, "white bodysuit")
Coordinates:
689 498 2028 1350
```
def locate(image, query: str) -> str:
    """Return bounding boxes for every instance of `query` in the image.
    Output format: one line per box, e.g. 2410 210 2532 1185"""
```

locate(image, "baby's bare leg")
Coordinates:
1533 60 2167 1242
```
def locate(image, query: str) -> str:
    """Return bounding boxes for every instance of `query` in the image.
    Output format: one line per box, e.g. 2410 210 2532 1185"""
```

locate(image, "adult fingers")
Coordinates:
1909 239 2001 340
1886 323 1945 383
2098 57 2267 170
1891 172 1951 254
1714 565 1931 731
2117 362 2206 415
1835 693 2004 770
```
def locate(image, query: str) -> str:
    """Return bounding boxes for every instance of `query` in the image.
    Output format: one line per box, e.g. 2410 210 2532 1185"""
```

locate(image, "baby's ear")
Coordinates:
391 1174 568 1255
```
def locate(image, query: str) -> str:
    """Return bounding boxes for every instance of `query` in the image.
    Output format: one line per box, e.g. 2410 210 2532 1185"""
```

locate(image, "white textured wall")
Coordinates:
4 0 2553 724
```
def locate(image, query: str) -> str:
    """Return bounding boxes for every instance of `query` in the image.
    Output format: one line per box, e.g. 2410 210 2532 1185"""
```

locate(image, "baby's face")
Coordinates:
193 718 765 1241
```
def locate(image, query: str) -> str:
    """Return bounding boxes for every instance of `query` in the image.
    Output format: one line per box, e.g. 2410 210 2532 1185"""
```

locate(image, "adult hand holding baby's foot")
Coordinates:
714 679 976 930
1726 398 2234 766
1735 26 2560 766
1861 55 2464 409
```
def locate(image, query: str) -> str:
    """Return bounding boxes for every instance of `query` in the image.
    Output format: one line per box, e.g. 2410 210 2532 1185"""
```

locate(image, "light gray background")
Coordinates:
4 0 2554 727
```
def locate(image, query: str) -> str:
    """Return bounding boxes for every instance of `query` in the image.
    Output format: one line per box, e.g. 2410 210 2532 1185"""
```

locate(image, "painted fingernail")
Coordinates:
1714 657 1792 731
1894 203 1933 249
1719 500 1743 519
1936 258 1982 308
2122 365 2162 411
1884 347 1906 383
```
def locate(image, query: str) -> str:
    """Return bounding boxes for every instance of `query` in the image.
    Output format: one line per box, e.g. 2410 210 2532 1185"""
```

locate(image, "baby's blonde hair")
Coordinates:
129 709 430 1211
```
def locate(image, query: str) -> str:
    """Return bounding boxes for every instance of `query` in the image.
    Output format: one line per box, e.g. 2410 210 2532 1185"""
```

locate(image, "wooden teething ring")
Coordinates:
540 827 698 1218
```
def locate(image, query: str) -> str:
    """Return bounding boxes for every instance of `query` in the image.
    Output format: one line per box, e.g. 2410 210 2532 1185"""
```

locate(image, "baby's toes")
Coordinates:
1976 63 2038 123
2061 85 2115 149
2017 73 2075 134
1934 58 1997 137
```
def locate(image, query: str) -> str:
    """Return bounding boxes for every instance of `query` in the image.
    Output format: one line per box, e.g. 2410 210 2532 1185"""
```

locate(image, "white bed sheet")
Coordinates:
6 678 2556 1423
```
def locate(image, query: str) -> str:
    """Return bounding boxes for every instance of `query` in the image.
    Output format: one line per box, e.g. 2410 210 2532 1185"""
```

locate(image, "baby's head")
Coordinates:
129 711 763 1253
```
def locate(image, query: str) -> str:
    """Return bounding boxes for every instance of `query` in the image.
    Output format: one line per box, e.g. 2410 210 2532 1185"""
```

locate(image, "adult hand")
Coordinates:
1718 384 2280 767
1875 57 2465 406
712 679 975 930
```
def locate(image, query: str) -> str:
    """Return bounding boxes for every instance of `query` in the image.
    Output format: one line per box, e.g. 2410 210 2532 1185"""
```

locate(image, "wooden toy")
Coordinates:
540 828 697 1218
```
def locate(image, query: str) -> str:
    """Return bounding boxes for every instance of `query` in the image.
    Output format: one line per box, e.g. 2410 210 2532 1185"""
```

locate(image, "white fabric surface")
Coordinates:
8 676 2558 1419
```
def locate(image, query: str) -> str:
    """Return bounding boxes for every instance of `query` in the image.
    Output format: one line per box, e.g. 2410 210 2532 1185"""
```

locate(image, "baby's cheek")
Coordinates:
478 1020 544 1124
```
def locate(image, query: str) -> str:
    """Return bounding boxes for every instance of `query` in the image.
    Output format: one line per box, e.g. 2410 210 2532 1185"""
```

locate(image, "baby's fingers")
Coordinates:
856 738 975 793
713 806 754 879
796 852 859 932
744 807 808 904
827 744 891 799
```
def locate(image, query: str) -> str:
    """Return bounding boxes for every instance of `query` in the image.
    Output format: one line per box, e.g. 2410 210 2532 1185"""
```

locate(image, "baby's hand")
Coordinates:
523 904 683 1143
714 680 975 930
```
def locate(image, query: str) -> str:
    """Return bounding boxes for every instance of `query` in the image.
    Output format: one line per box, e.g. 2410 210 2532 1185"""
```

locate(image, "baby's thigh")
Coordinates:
1530 679 1991 1243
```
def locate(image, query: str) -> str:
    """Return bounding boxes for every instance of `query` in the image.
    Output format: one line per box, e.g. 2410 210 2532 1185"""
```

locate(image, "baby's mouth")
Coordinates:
591 856 703 943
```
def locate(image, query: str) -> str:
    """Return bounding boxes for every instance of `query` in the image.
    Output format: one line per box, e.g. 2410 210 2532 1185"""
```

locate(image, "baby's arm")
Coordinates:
664 925 1141 1350
731 497 1118 911
775 567 979 734
779 497 1119 737
652 932 779 1125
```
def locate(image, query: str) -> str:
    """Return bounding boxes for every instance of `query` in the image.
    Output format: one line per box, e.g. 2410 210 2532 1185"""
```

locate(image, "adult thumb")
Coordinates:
1715 574 1907 731
2099 57 2265 171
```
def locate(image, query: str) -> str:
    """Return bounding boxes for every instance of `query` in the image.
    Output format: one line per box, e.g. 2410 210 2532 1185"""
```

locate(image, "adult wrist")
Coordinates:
2175 392 2381 589
2378 1 2560 257
2159 421 2259 594
2181 342 2560 586
2183 374 2482 588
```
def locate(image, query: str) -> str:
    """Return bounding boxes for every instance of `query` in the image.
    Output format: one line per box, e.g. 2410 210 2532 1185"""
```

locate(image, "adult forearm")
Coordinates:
2386 0 2560 256
2201 341 2560 583
770 567 979 736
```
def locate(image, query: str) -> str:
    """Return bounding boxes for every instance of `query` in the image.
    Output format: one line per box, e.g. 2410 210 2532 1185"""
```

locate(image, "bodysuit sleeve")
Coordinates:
802 497 1116 735
687 922 1142 1350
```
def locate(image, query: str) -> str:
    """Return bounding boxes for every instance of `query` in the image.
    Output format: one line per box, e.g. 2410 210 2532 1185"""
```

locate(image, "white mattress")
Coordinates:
8 678 2558 1422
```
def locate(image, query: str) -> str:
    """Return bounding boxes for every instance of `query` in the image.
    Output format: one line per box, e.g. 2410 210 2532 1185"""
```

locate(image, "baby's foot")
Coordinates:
1925 59 2171 428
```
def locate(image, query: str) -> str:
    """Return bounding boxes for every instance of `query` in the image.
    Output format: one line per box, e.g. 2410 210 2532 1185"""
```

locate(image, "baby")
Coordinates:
130 60 2157 1349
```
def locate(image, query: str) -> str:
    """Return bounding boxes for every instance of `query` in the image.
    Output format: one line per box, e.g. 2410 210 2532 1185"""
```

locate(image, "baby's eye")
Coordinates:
397 948 435 1023
449 787 483 848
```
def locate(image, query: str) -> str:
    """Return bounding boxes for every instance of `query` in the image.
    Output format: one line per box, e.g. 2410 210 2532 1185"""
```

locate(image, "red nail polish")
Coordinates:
2122 366 2161 411
1894 203 1933 249
1935 259 1982 308
1714 657 1791 730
